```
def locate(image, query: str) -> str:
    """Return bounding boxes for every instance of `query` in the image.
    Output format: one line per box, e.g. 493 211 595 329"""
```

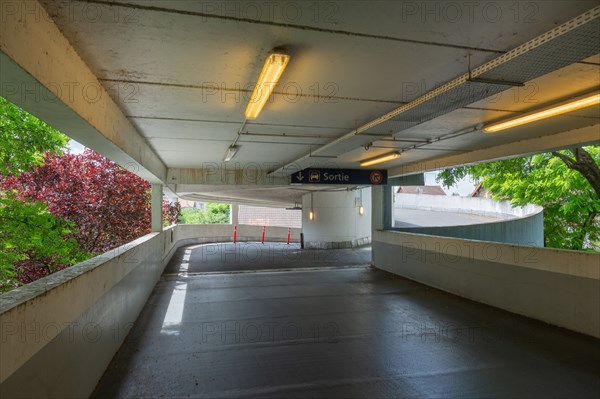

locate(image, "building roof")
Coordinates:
470 183 492 198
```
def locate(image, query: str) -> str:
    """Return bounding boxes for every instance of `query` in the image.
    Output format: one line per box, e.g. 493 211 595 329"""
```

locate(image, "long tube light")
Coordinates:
223 145 238 162
244 52 290 120
360 151 400 167
482 93 600 133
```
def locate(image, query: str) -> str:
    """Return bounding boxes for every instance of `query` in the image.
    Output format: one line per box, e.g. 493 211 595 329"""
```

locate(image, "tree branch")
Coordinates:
552 147 600 199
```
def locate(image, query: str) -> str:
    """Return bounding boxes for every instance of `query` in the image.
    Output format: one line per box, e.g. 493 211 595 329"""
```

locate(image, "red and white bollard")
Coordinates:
233 225 237 244
287 227 291 245
261 226 266 244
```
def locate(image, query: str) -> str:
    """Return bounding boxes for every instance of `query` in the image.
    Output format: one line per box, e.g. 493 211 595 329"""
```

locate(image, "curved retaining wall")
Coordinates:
0 224 299 399
163 224 301 265
394 195 544 246
394 211 544 246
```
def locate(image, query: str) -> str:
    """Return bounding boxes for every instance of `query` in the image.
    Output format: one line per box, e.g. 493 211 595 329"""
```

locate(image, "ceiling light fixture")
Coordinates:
244 51 290 120
223 145 239 162
482 92 600 133
360 151 400 167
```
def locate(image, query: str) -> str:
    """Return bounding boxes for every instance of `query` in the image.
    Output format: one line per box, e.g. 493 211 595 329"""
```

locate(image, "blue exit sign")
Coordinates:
291 168 388 185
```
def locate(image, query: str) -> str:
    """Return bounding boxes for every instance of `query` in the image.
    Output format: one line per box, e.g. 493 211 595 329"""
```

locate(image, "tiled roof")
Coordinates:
238 206 302 228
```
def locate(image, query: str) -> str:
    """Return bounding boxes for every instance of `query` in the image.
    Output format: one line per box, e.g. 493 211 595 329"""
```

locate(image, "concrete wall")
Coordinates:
0 224 300 398
163 224 301 265
302 188 372 249
372 230 600 338
395 193 542 218
395 212 544 246
393 194 545 246
0 233 164 398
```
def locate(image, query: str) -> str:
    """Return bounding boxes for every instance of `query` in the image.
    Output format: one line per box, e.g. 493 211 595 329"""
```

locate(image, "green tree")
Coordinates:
437 146 600 251
180 203 230 224
0 97 86 291
0 97 67 175
1 98 182 292
0 196 88 291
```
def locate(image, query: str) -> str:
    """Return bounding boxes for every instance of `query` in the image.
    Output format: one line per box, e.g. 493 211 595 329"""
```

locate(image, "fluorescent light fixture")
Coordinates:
360 151 400 167
223 145 238 162
245 52 290 119
309 210 315 220
483 93 600 133
358 206 364 216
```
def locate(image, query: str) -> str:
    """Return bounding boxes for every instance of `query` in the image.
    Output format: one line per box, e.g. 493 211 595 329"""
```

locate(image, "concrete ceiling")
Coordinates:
9 1 600 205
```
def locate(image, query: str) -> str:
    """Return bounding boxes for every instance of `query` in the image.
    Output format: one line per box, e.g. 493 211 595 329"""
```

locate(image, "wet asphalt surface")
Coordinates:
93 243 600 398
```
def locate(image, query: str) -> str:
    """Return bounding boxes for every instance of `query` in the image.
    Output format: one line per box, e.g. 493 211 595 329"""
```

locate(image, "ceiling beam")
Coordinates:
168 167 290 186
388 124 600 177
0 0 167 183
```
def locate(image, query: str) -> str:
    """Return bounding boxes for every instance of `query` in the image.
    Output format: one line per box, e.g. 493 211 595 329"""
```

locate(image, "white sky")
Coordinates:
67 139 86 155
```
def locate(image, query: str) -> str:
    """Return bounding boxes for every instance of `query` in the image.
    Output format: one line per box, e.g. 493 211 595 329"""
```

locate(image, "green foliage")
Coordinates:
180 203 231 224
0 97 183 294
0 97 79 292
0 96 68 176
163 200 181 227
0 194 89 292
437 147 600 250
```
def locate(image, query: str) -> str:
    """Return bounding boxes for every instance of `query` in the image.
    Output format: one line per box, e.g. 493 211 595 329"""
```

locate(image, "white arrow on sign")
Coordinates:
296 172 304 181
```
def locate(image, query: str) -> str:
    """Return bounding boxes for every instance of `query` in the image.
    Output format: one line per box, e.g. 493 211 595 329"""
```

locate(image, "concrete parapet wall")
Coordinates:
395 193 542 218
164 224 301 265
0 224 300 398
372 230 600 338
394 195 544 246
0 233 164 398
305 236 371 249
395 211 544 247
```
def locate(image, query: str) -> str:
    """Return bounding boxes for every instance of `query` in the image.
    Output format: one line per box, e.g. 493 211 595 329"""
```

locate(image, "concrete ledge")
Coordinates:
306 236 371 250
372 230 600 338
0 233 163 397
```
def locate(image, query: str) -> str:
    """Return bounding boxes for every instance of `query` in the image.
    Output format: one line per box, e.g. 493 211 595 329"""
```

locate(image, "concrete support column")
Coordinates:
151 184 163 232
371 186 384 231
230 203 239 225
302 188 371 249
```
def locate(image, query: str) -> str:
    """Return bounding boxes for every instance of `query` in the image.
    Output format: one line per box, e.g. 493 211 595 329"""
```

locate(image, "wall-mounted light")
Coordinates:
357 189 364 216
360 151 400 167
482 92 600 133
223 145 238 162
309 192 315 221
245 51 290 120
309 210 315 220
